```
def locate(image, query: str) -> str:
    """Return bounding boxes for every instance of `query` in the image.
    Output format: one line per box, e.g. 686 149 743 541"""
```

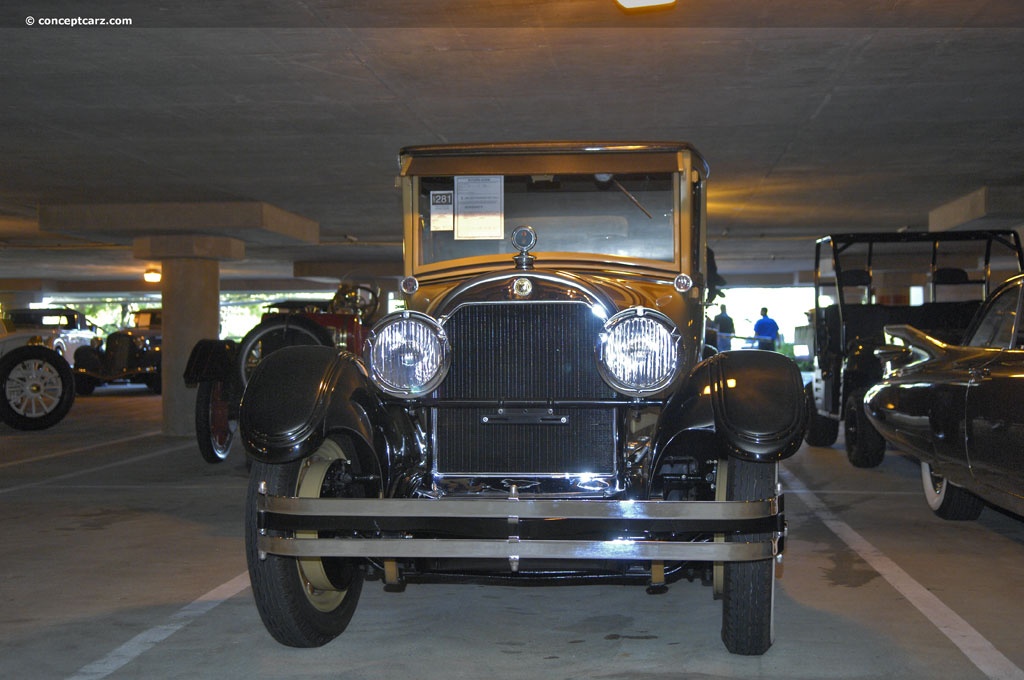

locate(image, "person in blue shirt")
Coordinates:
753 307 780 350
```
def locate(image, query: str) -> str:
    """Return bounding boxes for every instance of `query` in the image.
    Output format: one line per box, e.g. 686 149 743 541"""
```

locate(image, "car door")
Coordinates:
964 279 1024 495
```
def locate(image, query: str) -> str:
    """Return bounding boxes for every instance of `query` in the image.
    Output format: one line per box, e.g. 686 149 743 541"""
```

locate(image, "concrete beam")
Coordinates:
133 235 245 261
929 186 1024 232
0 291 47 311
293 259 403 281
0 278 48 293
40 201 319 246
719 270 815 287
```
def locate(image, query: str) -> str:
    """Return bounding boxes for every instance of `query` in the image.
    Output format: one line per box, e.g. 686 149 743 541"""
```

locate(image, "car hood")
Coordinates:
414 265 688 324
0 329 57 354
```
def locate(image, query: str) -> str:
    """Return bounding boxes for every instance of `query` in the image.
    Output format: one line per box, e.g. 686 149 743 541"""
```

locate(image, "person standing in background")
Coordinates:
713 304 734 352
753 307 780 350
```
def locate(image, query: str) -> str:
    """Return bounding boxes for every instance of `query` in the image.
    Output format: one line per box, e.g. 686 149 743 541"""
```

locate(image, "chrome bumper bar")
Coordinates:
256 493 784 563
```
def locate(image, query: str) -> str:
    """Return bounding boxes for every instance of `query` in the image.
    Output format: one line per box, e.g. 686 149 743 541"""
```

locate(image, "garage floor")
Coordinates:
4 387 1024 680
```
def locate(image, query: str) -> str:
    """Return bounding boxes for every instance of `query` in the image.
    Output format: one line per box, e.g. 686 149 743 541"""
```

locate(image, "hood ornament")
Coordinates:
511 225 537 270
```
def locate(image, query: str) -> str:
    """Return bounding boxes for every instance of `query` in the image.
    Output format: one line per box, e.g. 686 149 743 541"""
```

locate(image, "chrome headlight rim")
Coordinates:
364 310 450 399
596 306 680 397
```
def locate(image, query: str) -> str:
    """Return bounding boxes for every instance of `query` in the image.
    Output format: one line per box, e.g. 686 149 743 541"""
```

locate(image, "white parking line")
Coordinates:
0 441 193 496
781 467 1024 680
66 572 251 680
0 430 162 470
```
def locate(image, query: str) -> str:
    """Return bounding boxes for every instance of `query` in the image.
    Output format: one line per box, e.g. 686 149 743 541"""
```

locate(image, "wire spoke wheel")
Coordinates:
7 358 63 416
195 380 238 463
237 315 335 386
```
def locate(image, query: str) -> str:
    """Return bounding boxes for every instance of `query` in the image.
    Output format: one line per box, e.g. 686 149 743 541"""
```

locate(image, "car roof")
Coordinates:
399 141 709 178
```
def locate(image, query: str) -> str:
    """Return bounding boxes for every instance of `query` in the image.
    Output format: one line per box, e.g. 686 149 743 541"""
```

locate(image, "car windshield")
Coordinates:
133 311 161 328
414 172 676 267
966 281 1022 349
7 310 74 328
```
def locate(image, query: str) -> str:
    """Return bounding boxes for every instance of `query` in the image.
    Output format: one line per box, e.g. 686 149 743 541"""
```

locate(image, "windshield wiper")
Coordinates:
597 174 652 219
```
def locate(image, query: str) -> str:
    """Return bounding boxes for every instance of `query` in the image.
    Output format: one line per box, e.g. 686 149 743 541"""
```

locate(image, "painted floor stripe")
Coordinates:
66 571 251 680
0 430 162 470
0 441 193 496
781 467 1024 680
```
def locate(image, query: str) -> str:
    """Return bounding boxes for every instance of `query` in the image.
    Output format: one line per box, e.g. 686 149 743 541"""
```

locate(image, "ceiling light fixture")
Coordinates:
616 0 676 9
143 268 161 283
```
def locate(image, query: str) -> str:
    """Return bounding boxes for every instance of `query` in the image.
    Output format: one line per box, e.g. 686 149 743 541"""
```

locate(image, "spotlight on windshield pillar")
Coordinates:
143 268 161 283
616 0 676 9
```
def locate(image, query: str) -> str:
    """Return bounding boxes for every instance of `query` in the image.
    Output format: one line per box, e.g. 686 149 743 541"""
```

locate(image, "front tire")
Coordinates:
74 375 97 396
144 374 162 394
921 461 984 521
720 456 776 655
844 389 886 468
246 437 365 647
0 345 76 430
195 380 237 464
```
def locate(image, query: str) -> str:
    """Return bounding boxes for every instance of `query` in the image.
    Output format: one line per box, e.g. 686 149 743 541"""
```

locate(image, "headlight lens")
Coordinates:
364 311 450 398
597 307 679 396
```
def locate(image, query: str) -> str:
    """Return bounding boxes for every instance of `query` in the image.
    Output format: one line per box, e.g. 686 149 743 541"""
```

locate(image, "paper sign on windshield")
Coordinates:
454 176 504 240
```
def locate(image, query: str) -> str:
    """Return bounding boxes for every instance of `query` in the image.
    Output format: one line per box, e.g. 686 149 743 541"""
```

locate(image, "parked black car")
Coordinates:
239 142 808 655
73 309 162 394
805 230 1023 467
865 272 1024 520
184 284 379 464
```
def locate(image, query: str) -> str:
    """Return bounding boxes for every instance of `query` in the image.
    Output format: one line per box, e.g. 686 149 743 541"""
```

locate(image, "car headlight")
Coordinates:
364 310 450 398
597 307 680 396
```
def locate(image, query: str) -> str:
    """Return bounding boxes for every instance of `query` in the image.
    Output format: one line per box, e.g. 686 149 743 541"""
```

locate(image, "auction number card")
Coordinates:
429 191 454 231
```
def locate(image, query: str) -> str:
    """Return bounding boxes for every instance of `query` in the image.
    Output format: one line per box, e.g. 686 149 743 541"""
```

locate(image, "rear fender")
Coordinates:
653 350 808 469
241 346 378 466
843 340 884 392
183 338 237 386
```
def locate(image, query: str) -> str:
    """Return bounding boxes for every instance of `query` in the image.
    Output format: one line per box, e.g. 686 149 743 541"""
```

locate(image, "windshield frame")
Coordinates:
399 143 706 281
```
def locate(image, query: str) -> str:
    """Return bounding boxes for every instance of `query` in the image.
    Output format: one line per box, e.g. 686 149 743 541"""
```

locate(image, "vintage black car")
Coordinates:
865 272 1024 520
240 142 808 655
184 284 379 464
73 309 162 394
806 230 1023 467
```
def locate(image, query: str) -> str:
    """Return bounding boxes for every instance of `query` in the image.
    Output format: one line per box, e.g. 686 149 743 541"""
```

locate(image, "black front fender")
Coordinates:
183 338 237 386
240 346 379 465
655 349 808 464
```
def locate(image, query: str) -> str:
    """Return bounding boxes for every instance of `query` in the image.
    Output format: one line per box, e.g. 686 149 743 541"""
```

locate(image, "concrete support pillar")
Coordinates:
160 258 220 436
134 235 245 437
41 201 319 437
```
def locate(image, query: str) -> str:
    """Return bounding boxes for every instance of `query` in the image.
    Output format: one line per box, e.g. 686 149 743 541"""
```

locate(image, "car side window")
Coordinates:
967 282 1022 349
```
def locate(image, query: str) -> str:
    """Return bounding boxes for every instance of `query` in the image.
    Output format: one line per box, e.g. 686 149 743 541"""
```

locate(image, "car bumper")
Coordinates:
255 492 786 563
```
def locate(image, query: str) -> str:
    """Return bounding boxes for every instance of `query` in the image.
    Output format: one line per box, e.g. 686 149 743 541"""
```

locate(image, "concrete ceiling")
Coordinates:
3 0 1024 299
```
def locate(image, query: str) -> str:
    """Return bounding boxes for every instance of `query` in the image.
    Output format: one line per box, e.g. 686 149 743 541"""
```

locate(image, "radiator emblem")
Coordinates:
513 277 533 298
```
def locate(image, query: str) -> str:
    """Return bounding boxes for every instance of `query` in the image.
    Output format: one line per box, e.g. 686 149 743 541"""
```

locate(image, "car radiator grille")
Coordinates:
106 334 133 372
434 302 617 475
